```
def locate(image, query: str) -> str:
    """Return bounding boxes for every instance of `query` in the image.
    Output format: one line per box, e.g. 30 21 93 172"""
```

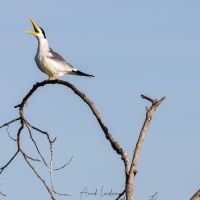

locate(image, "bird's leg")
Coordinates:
45 76 51 82
51 74 56 80
45 75 56 81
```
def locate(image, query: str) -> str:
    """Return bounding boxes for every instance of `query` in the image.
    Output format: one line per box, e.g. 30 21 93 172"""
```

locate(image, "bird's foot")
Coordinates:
45 77 51 82
51 74 56 80
45 75 56 82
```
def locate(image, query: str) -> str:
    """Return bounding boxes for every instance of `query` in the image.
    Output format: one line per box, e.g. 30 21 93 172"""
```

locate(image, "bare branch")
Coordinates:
149 192 158 200
0 117 20 129
26 155 41 162
24 122 49 166
6 126 17 141
116 188 125 200
125 95 165 200
0 183 6 196
53 156 73 171
24 119 56 143
18 80 123 154
21 148 69 199
0 192 6 196
0 150 19 174
24 120 68 170
141 94 157 104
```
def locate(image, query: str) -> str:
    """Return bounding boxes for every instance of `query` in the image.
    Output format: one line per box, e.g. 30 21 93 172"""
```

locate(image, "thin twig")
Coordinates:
6 126 17 141
26 155 41 162
24 120 69 170
116 189 126 200
50 133 54 190
0 117 20 128
0 191 6 196
21 149 55 200
141 94 157 104
22 150 69 198
149 192 158 200
0 150 19 174
0 183 6 196
24 122 49 167
24 119 57 143
53 156 73 171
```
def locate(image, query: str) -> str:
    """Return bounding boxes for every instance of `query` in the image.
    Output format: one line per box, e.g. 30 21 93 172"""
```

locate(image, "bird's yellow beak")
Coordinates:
25 17 40 35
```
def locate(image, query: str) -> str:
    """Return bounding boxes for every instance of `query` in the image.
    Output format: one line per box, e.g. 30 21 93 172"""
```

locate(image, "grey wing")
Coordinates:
48 48 76 71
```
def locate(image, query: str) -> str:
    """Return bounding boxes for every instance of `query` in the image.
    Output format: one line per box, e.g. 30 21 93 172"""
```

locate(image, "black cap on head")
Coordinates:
39 27 46 38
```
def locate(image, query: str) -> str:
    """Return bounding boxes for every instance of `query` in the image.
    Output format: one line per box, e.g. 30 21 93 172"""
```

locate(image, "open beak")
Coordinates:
25 17 40 35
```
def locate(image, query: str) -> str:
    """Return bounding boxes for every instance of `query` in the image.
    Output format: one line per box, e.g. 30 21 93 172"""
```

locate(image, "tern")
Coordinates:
26 17 94 80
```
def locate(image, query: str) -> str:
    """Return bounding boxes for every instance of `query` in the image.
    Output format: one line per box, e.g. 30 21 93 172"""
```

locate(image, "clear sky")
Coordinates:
0 1 200 200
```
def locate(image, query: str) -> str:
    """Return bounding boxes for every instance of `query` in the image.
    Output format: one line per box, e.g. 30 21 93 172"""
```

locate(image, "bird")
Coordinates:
25 17 94 81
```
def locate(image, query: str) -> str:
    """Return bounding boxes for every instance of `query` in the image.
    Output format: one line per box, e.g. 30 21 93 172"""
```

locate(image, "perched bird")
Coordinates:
26 17 94 80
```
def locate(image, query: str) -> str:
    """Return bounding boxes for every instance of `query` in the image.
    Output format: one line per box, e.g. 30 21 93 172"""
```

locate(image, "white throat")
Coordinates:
37 37 50 54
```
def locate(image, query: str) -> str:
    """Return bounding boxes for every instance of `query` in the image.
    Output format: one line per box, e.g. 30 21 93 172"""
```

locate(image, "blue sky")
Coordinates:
0 1 200 199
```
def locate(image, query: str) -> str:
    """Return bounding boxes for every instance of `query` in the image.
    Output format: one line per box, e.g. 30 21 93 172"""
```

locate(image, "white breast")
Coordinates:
34 37 76 78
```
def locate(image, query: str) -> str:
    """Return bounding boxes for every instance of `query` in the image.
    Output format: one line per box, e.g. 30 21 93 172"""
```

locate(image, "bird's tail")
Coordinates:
73 70 94 78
